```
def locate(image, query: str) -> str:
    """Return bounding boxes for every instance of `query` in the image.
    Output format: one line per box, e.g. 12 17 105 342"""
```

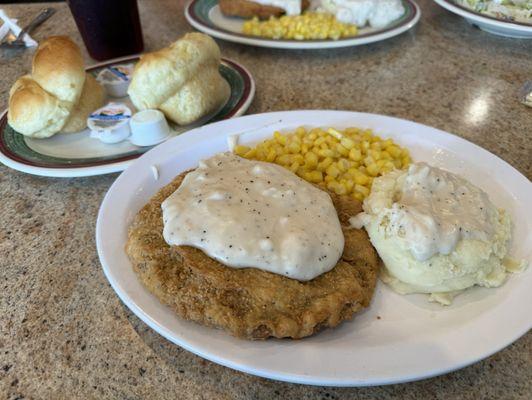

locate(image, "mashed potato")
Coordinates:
351 163 523 305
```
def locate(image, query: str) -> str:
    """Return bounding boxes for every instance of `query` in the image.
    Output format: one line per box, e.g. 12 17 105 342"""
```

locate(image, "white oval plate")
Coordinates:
185 0 421 49
433 0 532 38
96 111 532 386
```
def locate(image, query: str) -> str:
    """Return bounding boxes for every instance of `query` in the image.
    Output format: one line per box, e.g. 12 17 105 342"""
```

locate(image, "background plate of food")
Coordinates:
433 0 532 38
96 110 531 386
0 35 255 178
185 0 421 49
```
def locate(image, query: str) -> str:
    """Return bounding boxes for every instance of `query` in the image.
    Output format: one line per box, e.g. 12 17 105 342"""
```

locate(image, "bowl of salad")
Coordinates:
433 0 532 38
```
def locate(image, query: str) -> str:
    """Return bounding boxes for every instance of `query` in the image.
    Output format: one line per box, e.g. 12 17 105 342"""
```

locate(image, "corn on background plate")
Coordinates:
185 0 421 49
97 110 532 387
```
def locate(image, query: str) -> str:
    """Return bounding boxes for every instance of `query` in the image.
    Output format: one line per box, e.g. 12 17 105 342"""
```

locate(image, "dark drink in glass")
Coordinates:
67 0 144 61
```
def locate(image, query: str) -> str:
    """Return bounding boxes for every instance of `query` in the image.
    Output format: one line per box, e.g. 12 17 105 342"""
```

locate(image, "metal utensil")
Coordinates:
0 8 55 49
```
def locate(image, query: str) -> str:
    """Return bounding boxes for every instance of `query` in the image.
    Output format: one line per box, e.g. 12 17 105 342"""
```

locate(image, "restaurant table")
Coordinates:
0 1 530 399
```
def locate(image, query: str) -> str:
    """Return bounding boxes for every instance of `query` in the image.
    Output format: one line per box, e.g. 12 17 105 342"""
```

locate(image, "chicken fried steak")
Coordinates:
126 172 380 339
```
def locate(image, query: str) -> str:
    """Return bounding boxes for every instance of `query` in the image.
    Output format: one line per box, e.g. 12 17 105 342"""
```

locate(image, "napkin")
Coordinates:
0 9 38 47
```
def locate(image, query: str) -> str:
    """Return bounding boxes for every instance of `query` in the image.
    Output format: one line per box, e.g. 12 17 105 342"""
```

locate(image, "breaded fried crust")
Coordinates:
126 172 381 339
219 0 310 20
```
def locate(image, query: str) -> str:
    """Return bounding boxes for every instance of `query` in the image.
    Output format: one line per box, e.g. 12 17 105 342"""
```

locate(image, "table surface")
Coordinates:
0 1 530 399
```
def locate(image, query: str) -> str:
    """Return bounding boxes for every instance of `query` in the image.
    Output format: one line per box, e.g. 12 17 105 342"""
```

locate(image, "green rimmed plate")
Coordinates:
185 0 421 49
0 56 255 178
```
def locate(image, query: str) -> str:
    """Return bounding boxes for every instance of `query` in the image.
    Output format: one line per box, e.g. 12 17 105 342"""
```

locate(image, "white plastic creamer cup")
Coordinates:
129 109 170 147
96 63 134 98
88 102 132 144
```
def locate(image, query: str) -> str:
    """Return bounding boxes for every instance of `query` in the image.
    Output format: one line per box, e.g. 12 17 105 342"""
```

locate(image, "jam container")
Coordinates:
88 102 132 144
96 63 134 98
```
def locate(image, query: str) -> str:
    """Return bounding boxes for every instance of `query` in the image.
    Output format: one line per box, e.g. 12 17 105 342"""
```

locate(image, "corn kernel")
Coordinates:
353 192 364 201
334 184 347 195
266 148 276 162
315 137 326 146
256 148 266 161
292 154 304 164
277 154 291 166
325 135 337 144
307 170 323 183
326 181 337 191
355 184 370 197
289 161 300 173
317 157 333 171
326 164 340 178
327 128 344 140
338 159 350 171
274 131 287 145
363 156 375 166
371 150 382 160
295 127 306 137
243 149 256 159
340 137 355 149
349 148 362 161
318 148 335 158
386 145 401 157
344 180 354 193
367 163 380 176
336 144 349 157
234 145 251 156
271 145 281 156
354 173 369 185
288 142 301 153
304 151 319 167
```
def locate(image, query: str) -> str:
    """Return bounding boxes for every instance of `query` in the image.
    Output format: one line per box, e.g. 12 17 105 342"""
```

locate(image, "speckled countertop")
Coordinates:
0 0 530 399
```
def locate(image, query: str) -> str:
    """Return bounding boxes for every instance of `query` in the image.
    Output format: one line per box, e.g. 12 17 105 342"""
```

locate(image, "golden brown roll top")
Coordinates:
128 33 230 125
7 36 105 138
31 36 86 104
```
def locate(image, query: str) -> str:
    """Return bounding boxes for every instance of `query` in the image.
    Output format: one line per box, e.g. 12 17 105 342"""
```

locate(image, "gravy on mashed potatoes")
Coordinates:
351 162 524 304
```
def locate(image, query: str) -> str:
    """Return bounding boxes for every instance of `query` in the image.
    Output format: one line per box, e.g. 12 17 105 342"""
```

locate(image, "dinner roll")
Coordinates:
7 36 105 138
63 74 106 133
31 36 86 104
159 66 230 125
8 76 71 138
128 33 230 125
